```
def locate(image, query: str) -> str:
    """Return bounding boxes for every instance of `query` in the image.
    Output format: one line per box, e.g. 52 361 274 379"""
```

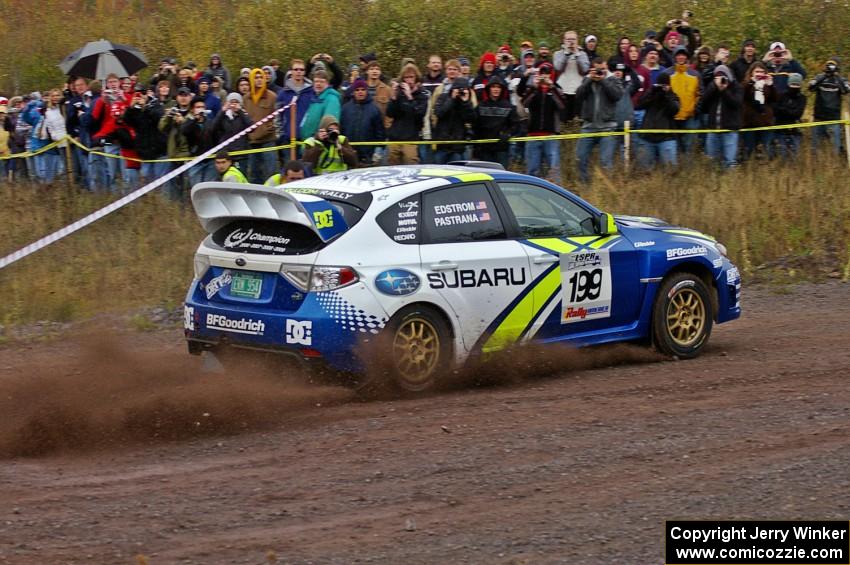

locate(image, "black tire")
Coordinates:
652 272 713 359
357 305 452 395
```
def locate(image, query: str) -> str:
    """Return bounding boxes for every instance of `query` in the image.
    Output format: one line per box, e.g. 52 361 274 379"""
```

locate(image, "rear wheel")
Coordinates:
389 307 451 392
652 273 713 358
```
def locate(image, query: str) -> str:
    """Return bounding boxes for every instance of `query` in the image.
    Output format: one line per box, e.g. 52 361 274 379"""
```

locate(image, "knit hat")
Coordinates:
742 39 756 48
226 92 243 105
240 67 251 76
673 45 689 58
457 57 470 67
522 49 535 59
350 78 368 90
645 30 657 39
319 114 339 131
538 41 550 49
262 65 275 75
787 73 803 87
498 44 512 54
480 52 497 66
197 75 212 85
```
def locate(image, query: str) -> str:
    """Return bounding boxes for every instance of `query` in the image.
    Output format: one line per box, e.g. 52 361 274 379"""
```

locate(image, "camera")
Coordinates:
594 69 606 76
718 76 728 85
499 53 510 62
327 130 339 143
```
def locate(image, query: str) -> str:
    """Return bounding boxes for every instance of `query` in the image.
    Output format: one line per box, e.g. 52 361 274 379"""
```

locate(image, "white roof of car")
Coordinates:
282 165 505 195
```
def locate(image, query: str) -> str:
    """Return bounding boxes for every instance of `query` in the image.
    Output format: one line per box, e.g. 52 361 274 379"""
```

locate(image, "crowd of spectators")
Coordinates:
1 14 849 196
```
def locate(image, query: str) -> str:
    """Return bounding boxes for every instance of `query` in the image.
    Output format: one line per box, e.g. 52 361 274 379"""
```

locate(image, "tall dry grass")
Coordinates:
0 154 847 326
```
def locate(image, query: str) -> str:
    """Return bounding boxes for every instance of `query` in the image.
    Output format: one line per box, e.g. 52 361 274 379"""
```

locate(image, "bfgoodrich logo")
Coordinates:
206 314 266 335
666 246 708 260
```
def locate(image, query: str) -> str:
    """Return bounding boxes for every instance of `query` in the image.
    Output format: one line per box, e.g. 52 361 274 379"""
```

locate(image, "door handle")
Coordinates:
532 255 559 264
429 261 458 271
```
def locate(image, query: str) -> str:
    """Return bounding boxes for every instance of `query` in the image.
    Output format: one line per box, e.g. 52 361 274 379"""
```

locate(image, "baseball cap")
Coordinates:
538 41 550 49
177 86 192 95
769 41 786 53
585 35 597 43
787 73 803 88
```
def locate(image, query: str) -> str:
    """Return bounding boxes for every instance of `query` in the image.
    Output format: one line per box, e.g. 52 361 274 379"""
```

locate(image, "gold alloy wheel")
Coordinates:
392 317 440 387
666 287 707 347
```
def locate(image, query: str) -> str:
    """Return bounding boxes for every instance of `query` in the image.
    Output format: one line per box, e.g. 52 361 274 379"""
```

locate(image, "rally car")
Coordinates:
184 164 740 392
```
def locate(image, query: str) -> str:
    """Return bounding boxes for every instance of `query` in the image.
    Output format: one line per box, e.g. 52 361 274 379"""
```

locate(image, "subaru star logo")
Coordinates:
375 269 421 296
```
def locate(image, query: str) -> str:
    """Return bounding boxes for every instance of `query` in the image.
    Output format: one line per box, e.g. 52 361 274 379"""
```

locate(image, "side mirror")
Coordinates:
598 212 619 235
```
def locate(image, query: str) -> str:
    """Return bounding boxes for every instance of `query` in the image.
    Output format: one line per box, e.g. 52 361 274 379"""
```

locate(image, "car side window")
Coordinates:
377 195 421 244
422 183 506 244
498 182 596 238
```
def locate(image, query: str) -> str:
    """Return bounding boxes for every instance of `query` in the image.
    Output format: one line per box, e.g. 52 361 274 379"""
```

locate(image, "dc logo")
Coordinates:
313 210 334 229
286 319 313 346
184 306 195 331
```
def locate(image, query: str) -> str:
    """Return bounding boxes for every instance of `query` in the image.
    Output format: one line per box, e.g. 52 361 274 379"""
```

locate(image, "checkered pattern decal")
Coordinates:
315 292 387 334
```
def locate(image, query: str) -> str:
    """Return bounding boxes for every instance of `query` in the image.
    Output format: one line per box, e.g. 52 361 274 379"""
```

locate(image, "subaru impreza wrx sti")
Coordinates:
184 164 741 392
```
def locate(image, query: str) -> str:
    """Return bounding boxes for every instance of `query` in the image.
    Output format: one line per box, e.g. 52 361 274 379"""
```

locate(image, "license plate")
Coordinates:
230 272 263 298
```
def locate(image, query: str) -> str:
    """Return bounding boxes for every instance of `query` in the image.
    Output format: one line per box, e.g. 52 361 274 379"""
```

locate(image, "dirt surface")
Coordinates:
1 281 849 564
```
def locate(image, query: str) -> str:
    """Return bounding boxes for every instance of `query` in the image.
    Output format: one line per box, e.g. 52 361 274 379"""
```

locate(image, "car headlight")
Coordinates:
716 242 728 257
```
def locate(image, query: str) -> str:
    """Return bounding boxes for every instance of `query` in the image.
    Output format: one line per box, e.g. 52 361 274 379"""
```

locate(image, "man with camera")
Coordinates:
764 42 806 95
341 78 385 166
574 59 623 183
700 65 743 168
157 86 195 200
181 96 218 186
495 46 514 79
554 30 590 122
635 73 680 170
302 115 357 174
433 75 477 164
386 64 430 165
523 62 565 181
89 73 133 193
808 58 849 155
64 76 91 188
123 85 169 185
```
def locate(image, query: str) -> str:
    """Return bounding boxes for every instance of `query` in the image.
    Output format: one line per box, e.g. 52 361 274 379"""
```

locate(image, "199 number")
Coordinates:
569 268 602 302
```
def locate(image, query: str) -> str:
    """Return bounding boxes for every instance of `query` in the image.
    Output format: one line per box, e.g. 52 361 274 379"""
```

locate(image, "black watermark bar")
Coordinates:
665 521 850 564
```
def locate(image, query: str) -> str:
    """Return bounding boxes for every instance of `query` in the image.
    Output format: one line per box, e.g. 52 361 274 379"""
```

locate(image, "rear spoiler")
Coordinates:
191 182 347 242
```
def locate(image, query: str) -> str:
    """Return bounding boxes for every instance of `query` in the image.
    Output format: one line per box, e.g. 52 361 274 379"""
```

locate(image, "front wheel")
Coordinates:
652 273 713 359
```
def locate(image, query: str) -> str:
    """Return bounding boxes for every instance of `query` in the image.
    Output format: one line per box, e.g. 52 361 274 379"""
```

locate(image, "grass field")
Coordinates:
0 153 847 326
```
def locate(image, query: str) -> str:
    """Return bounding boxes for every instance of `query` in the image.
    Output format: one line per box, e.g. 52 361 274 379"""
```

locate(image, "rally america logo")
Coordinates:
205 270 232 299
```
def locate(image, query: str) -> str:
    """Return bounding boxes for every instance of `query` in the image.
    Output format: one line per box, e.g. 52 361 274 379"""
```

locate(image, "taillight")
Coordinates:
194 253 211 279
279 264 359 292
311 266 359 291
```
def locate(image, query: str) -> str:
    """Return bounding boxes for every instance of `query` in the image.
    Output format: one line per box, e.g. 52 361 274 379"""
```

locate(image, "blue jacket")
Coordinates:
22 101 50 151
300 87 342 139
340 95 385 143
203 92 222 118
276 79 316 143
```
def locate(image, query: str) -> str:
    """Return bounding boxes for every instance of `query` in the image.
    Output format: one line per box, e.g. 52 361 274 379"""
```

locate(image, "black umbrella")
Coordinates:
59 39 148 80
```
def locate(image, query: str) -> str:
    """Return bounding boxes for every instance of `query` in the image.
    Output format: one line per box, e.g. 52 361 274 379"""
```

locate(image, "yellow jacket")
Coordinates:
667 64 700 120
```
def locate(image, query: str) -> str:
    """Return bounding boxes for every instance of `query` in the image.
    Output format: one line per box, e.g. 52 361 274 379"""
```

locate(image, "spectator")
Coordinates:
180 96 218 186
635 73 680 170
422 55 444 94
701 65 743 168
6 96 28 181
206 54 231 91
209 76 225 101
386 63 429 165
659 31 682 68
264 159 311 186
340 78 385 166
607 37 632 70
741 61 778 160
215 152 248 183
639 30 662 60
458 57 472 79
268 59 285 88
64 76 91 188
307 53 343 89
363 61 392 127
300 70 342 140
625 44 651 126
0 102 12 181
764 42 806 95
641 46 667 85
149 58 179 93
524 62 566 181
554 30 590 122
176 68 196 94
196 76 221 118
90 73 131 192
340 64 360 100
473 75 518 169
32 88 68 184
302 115 357 174
243 69 279 184
495 46 514 79
773 73 806 157
662 45 701 154
419 55 444 163
693 46 717 90
575 59 622 183
123 85 169 185
731 39 759 83
536 42 552 65
210 92 252 158
808 57 849 155
262 66 282 95
158 86 194 199
432 76 476 164
584 35 600 61
612 62 640 132
472 52 498 102
276 59 315 152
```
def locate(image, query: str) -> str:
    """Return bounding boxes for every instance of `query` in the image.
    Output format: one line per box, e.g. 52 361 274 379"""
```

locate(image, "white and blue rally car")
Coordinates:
184 164 741 392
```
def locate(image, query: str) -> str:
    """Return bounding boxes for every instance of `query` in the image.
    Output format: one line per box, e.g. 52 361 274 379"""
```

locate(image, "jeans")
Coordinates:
121 164 140 192
434 149 465 164
71 145 89 188
705 132 739 168
775 133 802 158
675 116 700 154
187 160 217 189
638 138 677 170
88 150 109 192
418 144 434 164
811 124 842 155
141 157 172 183
741 130 775 159
526 139 560 181
42 150 65 183
247 142 277 184
474 146 509 169
575 134 616 183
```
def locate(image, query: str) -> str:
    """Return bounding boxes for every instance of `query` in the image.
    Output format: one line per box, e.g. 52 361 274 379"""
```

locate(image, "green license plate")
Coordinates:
230 272 263 298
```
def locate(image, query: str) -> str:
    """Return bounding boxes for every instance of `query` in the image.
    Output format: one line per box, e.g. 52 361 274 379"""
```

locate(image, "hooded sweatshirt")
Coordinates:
276 77 315 143
474 75 519 150
699 65 743 130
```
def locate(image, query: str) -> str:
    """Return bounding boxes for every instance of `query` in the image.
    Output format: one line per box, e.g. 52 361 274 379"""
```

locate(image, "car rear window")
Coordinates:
211 218 325 255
